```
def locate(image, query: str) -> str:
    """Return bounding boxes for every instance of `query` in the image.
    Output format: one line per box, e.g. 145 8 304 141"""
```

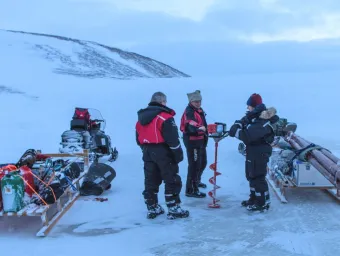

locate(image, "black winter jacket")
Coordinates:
238 104 279 161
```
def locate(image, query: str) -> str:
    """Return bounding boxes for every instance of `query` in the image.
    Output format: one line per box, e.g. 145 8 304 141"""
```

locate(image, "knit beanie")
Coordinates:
187 90 202 102
247 93 262 107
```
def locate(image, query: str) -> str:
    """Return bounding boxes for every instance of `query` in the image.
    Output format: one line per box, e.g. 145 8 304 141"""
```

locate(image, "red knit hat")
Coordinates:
247 93 262 107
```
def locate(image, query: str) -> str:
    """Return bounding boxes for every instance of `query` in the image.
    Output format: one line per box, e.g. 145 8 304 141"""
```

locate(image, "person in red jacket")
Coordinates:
136 92 190 220
180 90 208 198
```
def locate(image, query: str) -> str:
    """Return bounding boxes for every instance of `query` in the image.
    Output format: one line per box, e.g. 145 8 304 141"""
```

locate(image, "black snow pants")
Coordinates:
185 144 207 192
142 144 182 208
245 146 271 206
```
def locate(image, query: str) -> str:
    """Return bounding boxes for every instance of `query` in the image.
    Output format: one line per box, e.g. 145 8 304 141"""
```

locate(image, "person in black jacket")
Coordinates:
136 92 189 220
180 90 208 198
229 93 279 212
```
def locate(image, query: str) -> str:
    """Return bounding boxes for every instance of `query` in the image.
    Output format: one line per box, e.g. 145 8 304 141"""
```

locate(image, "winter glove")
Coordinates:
198 126 206 132
240 116 250 126
171 146 184 164
229 122 243 137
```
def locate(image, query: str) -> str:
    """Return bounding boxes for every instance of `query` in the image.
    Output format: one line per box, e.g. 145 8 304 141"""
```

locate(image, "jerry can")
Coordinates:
19 166 35 197
1 171 25 213
0 165 18 212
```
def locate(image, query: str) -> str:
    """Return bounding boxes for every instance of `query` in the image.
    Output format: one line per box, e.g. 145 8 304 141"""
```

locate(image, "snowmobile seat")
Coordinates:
70 119 89 130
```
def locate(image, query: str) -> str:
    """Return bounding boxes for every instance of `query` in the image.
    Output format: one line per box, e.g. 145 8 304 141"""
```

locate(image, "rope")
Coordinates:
18 175 49 206
30 171 57 203
17 154 84 206
64 176 78 191
28 156 82 204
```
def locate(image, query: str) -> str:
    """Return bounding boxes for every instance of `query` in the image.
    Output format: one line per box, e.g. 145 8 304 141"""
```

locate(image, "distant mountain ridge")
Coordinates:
1 29 190 79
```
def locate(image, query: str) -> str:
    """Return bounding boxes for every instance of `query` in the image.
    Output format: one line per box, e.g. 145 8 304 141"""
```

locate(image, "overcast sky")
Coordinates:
1 0 340 47
2 0 340 76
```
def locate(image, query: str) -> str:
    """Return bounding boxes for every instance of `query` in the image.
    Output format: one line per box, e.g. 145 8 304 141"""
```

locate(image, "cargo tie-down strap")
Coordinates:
291 143 324 162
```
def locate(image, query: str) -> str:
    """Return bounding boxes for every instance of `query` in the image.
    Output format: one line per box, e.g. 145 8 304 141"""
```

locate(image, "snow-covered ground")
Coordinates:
1 69 340 255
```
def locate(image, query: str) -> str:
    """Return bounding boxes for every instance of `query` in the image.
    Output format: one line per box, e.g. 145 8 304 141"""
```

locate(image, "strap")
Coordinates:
288 143 323 169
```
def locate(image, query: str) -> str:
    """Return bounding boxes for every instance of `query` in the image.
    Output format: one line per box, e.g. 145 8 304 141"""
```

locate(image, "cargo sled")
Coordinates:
267 134 340 203
0 149 91 237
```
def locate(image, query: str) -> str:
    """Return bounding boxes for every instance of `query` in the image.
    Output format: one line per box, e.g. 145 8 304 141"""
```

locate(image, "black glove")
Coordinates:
229 122 242 137
171 147 184 164
240 116 250 126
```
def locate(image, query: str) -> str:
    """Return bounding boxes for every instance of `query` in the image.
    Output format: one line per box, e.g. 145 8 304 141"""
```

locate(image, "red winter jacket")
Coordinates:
135 102 183 163
180 104 208 146
136 111 173 144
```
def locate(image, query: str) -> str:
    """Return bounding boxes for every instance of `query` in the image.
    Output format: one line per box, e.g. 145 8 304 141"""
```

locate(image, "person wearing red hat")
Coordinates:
229 93 279 212
247 93 263 109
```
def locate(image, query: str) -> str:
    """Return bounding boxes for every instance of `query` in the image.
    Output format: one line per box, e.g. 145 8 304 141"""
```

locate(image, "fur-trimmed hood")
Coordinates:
259 107 277 120
244 104 279 124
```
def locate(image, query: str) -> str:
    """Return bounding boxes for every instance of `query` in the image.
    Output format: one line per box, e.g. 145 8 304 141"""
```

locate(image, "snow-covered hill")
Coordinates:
0 30 190 79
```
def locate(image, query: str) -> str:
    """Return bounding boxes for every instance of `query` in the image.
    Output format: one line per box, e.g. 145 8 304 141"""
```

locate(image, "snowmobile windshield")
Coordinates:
88 108 106 130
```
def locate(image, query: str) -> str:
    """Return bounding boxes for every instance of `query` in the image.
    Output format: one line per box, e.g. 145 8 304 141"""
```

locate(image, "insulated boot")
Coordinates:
241 198 255 207
246 202 270 212
198 182 207 188
146 204 165 219
167 204 190 219
241 191 256 207
185 188 206 198
246 190 270 212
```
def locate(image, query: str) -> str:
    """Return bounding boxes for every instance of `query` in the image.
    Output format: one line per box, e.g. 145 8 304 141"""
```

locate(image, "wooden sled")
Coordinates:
267 166 340 204
0 149 90 237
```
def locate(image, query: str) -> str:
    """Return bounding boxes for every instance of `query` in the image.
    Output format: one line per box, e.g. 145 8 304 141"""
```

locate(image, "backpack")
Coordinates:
71 108 91 130
73 108 90 121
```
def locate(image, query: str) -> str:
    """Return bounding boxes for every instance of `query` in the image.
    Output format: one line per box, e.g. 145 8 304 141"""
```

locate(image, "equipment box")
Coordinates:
292 159 334 187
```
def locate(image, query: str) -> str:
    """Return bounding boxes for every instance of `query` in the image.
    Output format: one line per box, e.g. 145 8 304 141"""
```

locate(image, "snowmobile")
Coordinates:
238 118 297 156
59 107 118 162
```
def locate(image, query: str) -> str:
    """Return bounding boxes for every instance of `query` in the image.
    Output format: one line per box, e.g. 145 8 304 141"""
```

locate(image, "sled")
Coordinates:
267 161 340 204
0 149 90 237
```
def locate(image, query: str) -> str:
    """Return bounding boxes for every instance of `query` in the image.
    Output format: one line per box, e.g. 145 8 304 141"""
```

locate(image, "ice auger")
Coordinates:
207 122 228 208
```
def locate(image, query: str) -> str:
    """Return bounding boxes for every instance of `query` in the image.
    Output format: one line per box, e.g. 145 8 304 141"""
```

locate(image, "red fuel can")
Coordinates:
19 166 35 197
